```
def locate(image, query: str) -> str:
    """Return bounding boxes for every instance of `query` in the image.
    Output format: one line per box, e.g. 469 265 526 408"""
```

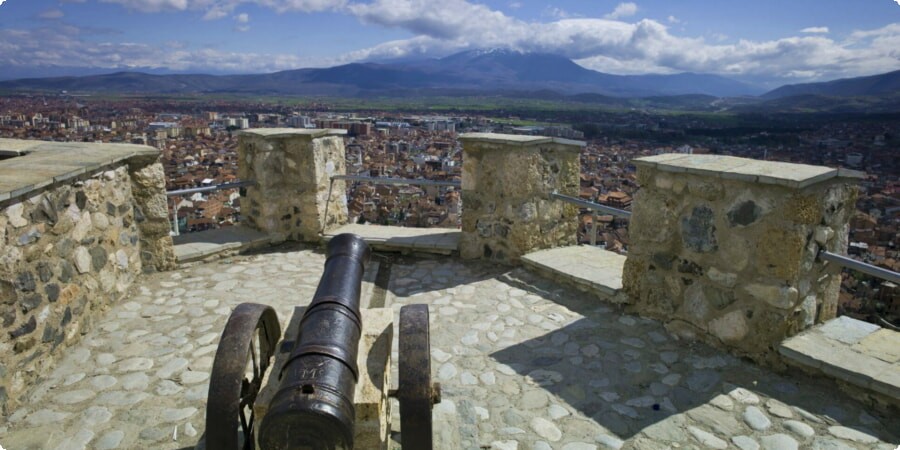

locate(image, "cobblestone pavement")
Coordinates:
0 245 330 450
386 257 899 450
1 246 898 450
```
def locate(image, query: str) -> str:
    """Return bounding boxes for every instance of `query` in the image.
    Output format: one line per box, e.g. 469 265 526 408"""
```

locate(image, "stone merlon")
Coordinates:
0 138 160 204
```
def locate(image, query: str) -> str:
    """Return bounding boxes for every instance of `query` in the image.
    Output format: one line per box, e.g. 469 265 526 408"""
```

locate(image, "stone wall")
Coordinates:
623 154 859 364
0 139 172 415
459 133 583 263
238 129 349 242
130 158 177 272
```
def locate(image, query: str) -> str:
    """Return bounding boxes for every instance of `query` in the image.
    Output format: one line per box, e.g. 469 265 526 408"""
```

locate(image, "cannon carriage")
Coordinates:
204 234 439 449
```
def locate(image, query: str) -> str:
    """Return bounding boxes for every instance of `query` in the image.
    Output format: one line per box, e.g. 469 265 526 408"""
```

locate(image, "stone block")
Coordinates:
757 228 804 281
818 316 879 345
625 154 859 363
744 283 799 309
852 330 900 364
681 205 717 253
238 129 348 242
458 133 582 263
709 310 750 342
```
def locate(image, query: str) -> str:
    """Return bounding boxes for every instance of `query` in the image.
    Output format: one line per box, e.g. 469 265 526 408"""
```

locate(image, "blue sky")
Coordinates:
0 0 898 84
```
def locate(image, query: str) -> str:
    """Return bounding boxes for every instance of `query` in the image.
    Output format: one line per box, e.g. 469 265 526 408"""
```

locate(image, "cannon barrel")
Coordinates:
259 233 371 449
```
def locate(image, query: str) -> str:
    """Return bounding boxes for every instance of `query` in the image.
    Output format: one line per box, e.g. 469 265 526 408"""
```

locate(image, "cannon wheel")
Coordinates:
397 304 439 450
206 303 281 450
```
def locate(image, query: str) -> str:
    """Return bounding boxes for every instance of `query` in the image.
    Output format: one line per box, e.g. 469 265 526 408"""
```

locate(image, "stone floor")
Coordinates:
325 223 460 255
1 244 898 450
172 226 273 263
521 245 626 300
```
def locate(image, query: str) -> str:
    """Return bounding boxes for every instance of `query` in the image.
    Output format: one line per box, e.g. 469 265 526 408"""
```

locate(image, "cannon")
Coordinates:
205 233 440 449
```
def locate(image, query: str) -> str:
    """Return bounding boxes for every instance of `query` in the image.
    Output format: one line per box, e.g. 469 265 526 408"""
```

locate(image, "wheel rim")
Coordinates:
206 303 281 450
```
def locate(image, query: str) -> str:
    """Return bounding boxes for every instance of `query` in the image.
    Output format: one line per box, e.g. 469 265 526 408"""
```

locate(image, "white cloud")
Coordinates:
604 2 637 20
508 1 521 9
544 7 578 19
0 24 335 72
99 0 190 13
348 0 523 40
667 15 679 24
38 9 66 19
100 0 346 15
203 7 230 19
338 4 900 82
3 0 899 84
800 26 829 34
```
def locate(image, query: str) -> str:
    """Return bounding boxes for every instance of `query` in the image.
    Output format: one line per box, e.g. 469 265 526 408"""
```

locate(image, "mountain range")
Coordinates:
1 49 898 106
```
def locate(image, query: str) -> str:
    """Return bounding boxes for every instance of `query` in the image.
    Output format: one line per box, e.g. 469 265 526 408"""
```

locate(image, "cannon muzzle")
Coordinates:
259 233 371 450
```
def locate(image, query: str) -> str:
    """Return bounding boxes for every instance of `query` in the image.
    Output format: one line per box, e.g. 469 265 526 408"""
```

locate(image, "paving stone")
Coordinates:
687 405 744 436
119 372 150 390
438 362 458 381
765 399 794 418
732 435 760 450
63 373 86 386
89 375 118 390
826 426 879 443
709 394 734 411
759 434 799 450
54 429 94 450
161 407 197 422
810 437 857 450
96 391 149 406
80 406 113 426
55 390 96 405
94 430 125 450
117 357 153 372
520 390 549 409
547 404 569 419
594 434 624 449
3 250 898 450
530 417 562 442
793 406 825 424
139 427 168 442
25 409 69 426
743 406 773 431
157 357 189 379
783 420 815 438
818 316 879 345
642 414 687 442
688 426 728 449
562 443 597 450
179 370 209 384
728 386 760 404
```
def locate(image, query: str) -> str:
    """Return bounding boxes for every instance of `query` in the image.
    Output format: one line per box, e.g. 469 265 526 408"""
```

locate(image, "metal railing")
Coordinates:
331 174 461 188
550 191 631 246
327 175 461 230
166 180 257 197
818 250 900 285
166 180 256 236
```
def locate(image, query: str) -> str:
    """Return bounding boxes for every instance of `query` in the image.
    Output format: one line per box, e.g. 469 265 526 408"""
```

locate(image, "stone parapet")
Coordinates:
458 133 584 263
623 154 861 364
0 139 172 415
237 129 349 242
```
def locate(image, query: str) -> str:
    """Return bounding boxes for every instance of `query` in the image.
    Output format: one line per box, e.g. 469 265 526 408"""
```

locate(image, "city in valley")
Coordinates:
1 94 896 325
